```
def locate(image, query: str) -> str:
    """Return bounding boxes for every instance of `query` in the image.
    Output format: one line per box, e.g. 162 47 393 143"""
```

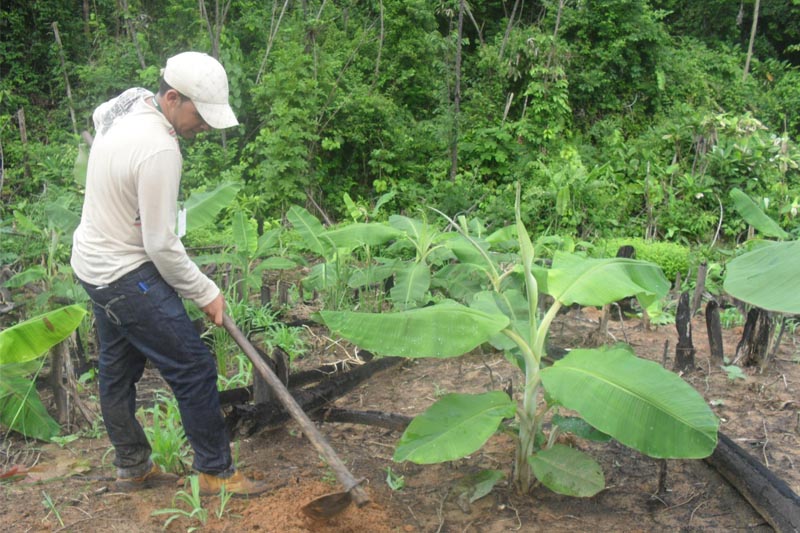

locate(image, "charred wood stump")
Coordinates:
705 300 725 363
673 292 696 372
225 355 404 436
218 351 377 406
690 261 708 315
734 308 775 368
253 346 289 405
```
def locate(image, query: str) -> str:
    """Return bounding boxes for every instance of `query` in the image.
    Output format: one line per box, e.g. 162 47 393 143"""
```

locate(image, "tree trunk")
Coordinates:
449 0 464 182
51 23 78 135
117 0 146 69
743 0 760 81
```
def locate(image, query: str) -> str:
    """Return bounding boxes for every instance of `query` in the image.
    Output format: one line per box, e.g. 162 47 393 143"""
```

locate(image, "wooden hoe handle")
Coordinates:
222 314 370 507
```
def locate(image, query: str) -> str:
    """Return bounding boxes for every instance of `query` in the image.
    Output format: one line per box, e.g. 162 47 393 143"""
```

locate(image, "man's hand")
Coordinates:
201 293 225 326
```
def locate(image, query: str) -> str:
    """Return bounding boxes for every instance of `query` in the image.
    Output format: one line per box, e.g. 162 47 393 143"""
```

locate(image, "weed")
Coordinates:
719 307 745 329
215 485 233 519
151 475 208 530
721 364 747 381
138 391 192 474
41 490 64 527
385 467 405 491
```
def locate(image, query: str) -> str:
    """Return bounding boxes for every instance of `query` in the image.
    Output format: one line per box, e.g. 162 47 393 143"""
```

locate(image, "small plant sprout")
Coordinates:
215 484 233 519
721 364 747 381
385 467 405 491
41 490 64 528
151 475 208 530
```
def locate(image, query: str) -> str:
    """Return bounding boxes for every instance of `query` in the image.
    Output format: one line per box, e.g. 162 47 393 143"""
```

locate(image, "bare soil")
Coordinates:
2 306 799 532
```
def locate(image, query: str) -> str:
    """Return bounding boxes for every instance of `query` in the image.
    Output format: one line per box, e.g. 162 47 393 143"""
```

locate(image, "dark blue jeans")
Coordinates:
80 262 232 478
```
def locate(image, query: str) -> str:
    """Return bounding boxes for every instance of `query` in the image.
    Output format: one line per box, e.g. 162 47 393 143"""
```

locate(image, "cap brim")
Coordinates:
194 101 239 129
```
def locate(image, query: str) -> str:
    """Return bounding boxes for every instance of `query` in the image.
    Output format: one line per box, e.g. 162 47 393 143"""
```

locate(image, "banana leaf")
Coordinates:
321 301 509 358
390 262 431 310
0 304 87 365
729 188 790 240
184 182 241 233
0 375 61 442
394 391 516 463
528 444 604 497
320 222 401 248
545 252 670 309
541 346 718 459
723 240 800 314
287 205 331 257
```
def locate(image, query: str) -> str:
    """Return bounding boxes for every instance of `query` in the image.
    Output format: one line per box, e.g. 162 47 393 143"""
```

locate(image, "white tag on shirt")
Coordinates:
177 207 187 238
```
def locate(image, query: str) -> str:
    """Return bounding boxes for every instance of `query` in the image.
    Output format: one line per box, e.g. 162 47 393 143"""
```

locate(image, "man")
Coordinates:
72 51 266 496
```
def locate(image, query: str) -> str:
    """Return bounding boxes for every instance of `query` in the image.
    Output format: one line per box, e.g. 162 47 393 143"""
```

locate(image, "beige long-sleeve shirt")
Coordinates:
71 91 219 307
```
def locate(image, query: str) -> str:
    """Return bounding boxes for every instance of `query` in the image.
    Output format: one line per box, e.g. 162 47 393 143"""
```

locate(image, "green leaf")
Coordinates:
723 240 800 314
45 202 80 235
252 257 296 274
287 205 330 257
321 301 509 358
470 289 530 351
4 266 46 289
546 253 670 309
729 188 789 240
0 375 61 441
528 444 604 497
0 305 87 365
551 414 611 442
184 182 241 233
255 228 282 257
347 261 397 288
541 347 718 459
453 469 505 505
394 392 515 463
390 262 430 309
320 222 401 248
73 141 89 187
232 212 257 256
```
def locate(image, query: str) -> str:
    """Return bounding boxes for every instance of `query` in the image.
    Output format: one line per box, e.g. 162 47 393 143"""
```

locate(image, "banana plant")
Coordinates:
0 305 87 441
287 205 402 310
723 188 800 314
321 184 719 496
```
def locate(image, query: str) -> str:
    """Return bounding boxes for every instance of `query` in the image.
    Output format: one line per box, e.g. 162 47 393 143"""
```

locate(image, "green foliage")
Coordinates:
0 305 87 441
138 392 192 475
320 186 717 496
151 475 208 530
598 237 690 282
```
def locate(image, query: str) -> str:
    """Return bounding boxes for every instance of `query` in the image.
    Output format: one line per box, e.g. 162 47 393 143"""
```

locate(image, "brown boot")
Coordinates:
198 470 269 497
112 464 179 492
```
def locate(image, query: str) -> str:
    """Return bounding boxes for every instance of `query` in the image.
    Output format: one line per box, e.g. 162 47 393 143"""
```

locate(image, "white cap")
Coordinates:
162 52 238 129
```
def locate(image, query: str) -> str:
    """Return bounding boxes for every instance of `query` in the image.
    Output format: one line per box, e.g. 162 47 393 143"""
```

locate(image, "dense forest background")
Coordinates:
2 0 800 265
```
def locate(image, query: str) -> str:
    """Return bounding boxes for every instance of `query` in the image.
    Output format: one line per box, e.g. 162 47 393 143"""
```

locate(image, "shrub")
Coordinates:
597 237 690 282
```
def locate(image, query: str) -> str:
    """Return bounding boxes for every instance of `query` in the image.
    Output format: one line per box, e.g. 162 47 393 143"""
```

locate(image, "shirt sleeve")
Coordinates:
135 149 220 308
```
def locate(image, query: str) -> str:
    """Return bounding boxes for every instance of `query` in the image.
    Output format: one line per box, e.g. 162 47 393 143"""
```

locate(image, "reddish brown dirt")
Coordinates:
1 306 798 532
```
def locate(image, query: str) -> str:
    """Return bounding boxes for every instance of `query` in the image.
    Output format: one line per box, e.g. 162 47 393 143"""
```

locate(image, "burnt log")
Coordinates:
312 408 412 432
705 431 800 532
225 356 404 436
